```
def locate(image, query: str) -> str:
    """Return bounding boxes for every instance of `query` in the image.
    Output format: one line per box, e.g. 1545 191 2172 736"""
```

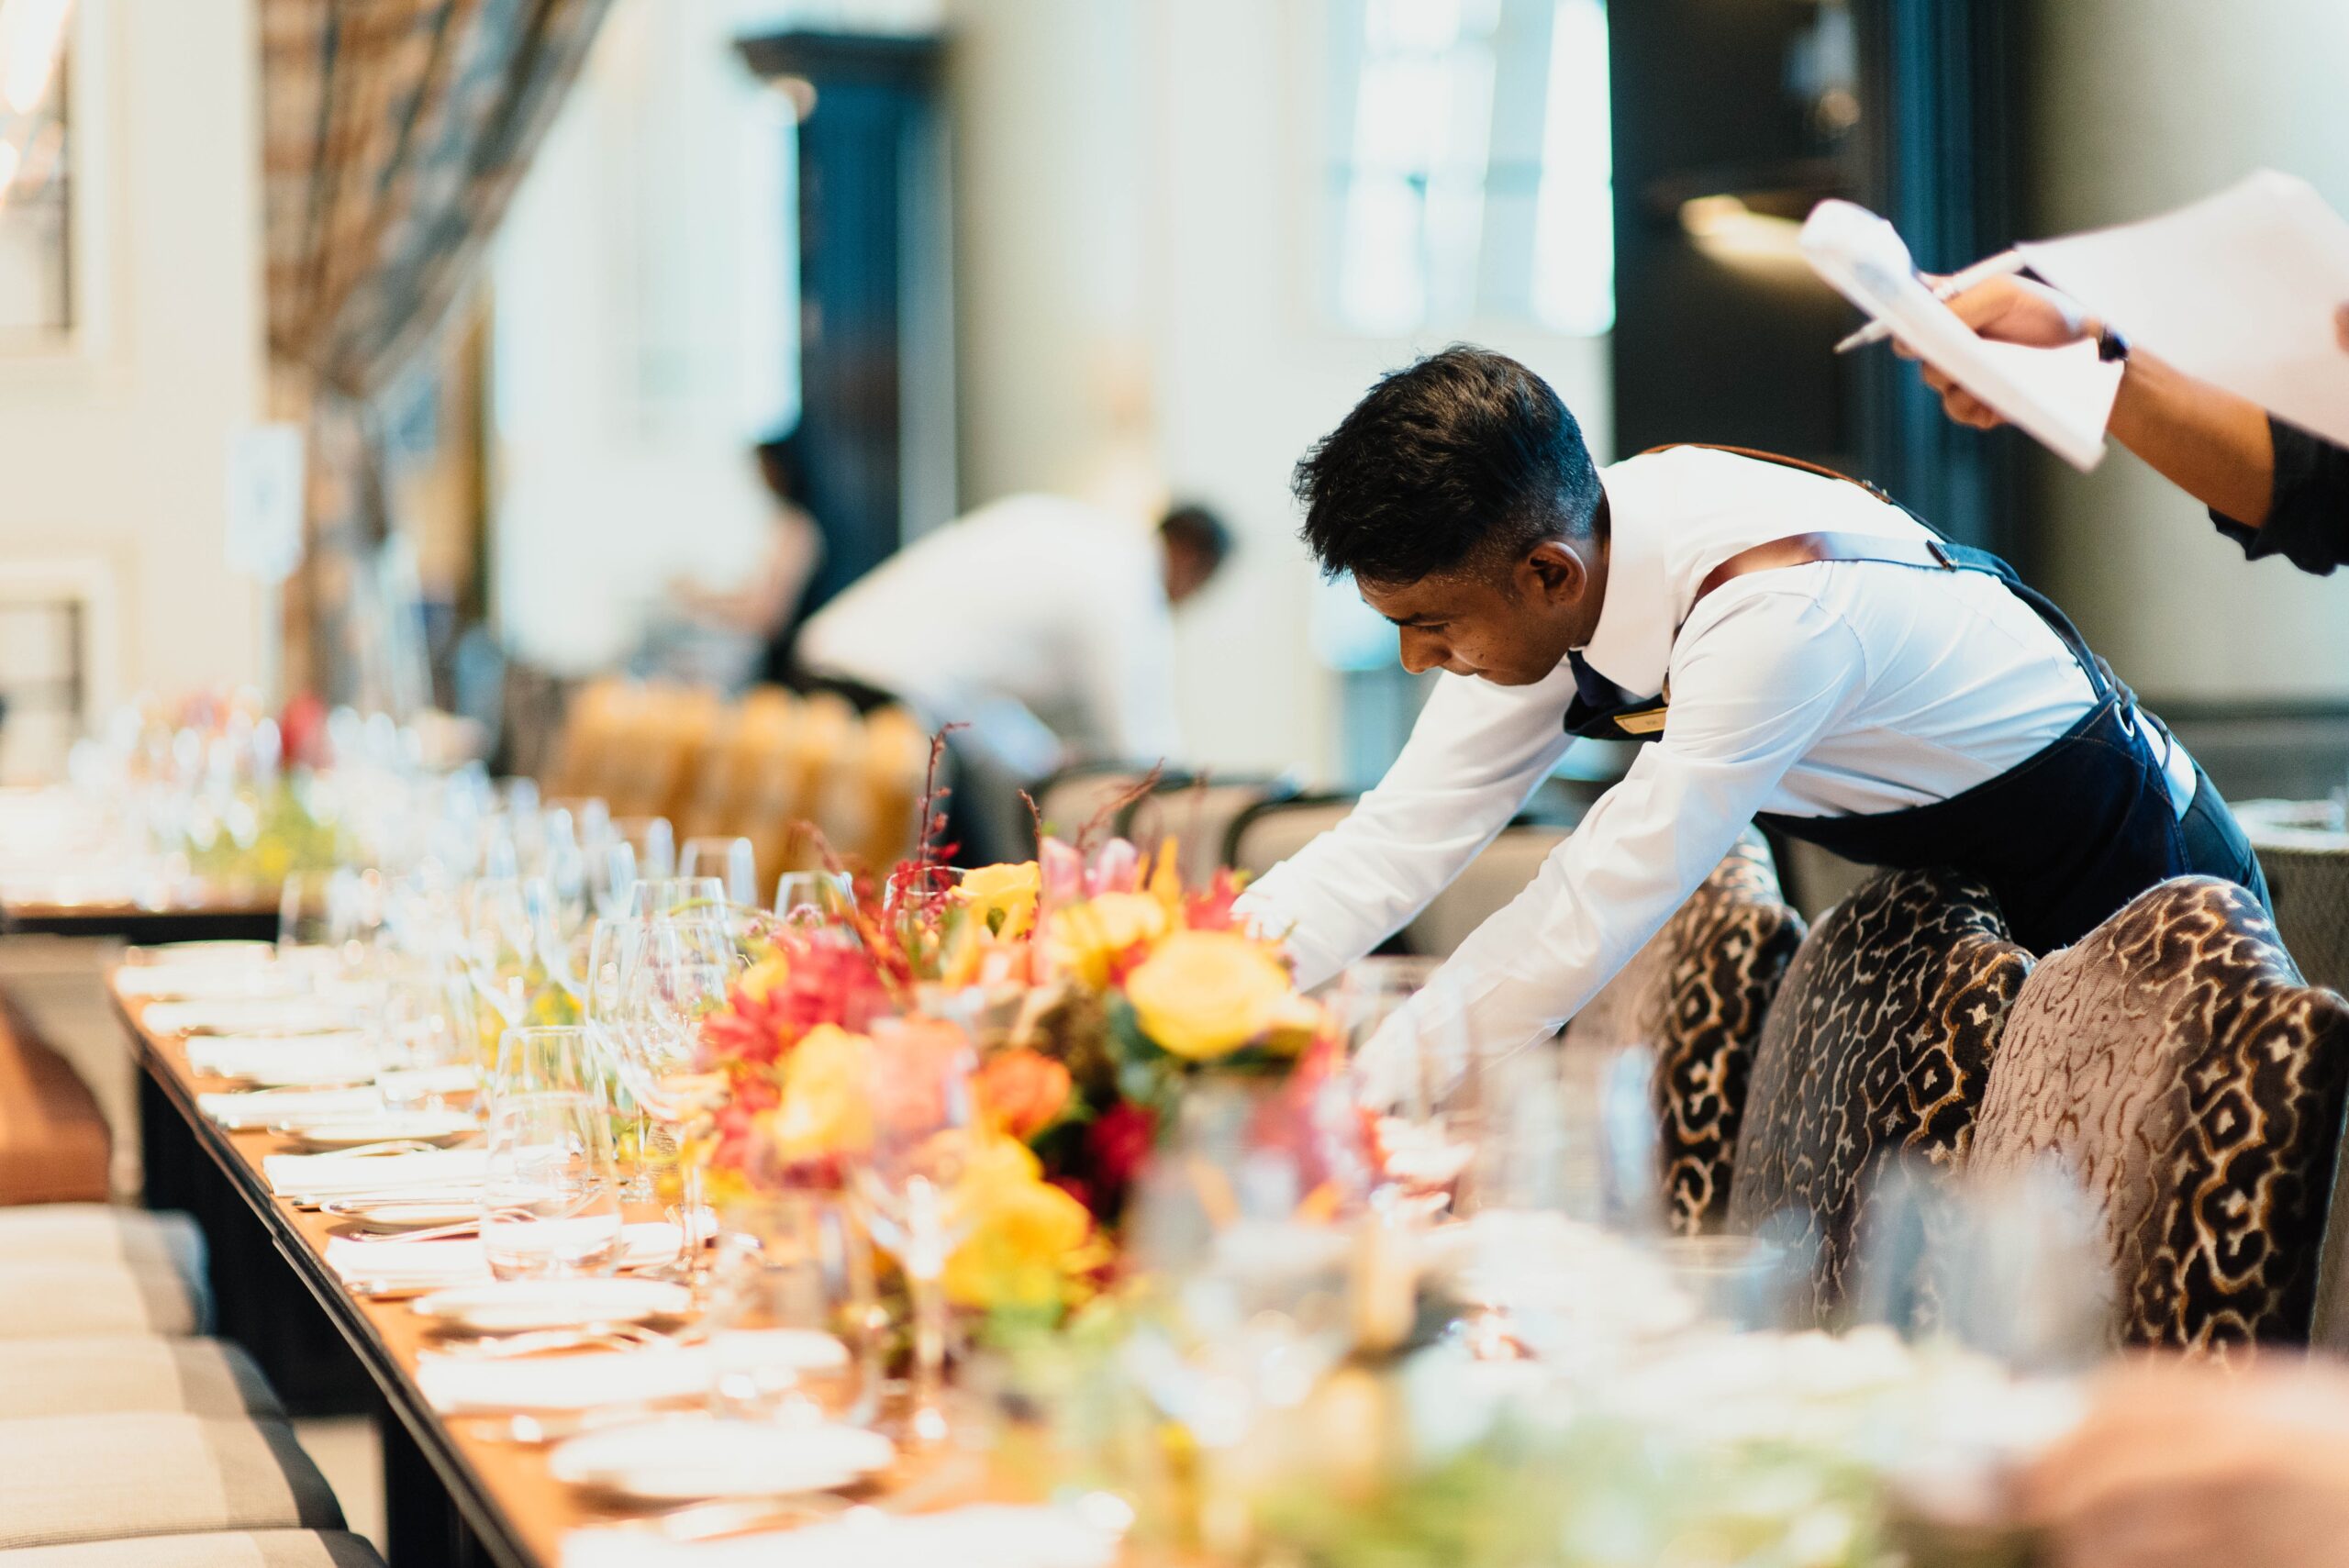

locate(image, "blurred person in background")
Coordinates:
2018 1353 2349 1568
1915 274 2349 576
664 433 826 684
794 494 1231 861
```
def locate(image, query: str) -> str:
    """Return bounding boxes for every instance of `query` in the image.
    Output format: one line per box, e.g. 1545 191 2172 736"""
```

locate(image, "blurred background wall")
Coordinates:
0 0 269 779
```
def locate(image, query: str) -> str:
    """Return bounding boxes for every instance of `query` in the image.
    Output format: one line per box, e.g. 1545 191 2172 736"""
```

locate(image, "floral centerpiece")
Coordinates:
687 774 1361 1324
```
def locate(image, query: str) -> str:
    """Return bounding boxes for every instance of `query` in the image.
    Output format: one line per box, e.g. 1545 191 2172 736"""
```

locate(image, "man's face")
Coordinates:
1357 539 1598 686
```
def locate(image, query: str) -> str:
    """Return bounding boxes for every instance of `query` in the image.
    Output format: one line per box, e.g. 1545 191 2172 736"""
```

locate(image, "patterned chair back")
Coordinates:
1969 875 2349 1353
1564 840 1806 1234
1727 866 2032 1320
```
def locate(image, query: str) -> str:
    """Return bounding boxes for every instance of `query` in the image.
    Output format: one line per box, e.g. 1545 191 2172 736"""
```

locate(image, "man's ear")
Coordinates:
1520 539 1590 607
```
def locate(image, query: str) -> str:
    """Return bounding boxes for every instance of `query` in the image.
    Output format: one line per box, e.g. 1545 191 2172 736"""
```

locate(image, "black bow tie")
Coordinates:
1567 649 1627 711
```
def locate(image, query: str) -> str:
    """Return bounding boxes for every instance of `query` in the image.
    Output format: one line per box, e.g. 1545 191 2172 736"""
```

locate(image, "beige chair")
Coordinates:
1971 876 2349 1353
1227 795 1359 884
0 1206 209 1337
1564 840 1806 1234
1030 764 1167 851
1123 776 1296 885
1404 825 1572 957
0 1534 384 1567
0 1413 347 1550
0 1338 280 1419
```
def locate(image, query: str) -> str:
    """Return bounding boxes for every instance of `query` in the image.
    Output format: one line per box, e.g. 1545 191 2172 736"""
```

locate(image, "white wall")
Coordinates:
0 0 268 766
944 0 1611 780
2031 0 2349 700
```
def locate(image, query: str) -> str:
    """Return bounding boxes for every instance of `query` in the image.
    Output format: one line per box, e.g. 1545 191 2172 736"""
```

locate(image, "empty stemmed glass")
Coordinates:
852 1018 980 1447
1333 961 1480 1208
606 913 743 1276
774 869 856 929
482 1025 625 1282
680 835 760 908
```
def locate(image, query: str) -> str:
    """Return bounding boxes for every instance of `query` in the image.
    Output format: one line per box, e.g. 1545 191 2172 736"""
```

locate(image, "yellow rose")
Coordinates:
1124 929 1295 1060
736 955 792 1005
769 1024 874 1160
941 1135 1105 1312
1043 892 1169 986
956 862 1041 940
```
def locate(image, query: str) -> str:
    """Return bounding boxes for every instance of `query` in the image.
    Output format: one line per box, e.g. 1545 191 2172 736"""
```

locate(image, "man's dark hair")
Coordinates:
1292 345 1602 585
1158 503 1234 576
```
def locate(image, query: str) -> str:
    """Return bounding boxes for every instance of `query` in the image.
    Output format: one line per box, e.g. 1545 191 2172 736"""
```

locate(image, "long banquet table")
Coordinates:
113 976 1054 1568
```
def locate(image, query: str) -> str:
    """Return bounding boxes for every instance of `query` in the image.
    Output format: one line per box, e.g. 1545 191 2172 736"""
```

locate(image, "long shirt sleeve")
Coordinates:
1235 661 1579 991
2210 415 2349 575
1368 585 1865 1056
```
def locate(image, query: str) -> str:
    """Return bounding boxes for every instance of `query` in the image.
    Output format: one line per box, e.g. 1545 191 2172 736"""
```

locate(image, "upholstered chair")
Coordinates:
1726 867 2033 1318
1969 876 2349 1354
1566 840 1807 1233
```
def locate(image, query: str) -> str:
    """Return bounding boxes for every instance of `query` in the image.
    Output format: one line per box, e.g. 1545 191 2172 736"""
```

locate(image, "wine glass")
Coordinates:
612 816 677 883
584 915 653 1198
853 1018 979 1447
607 915 742 1270
707 1195 885 1428
483 1025 624 1282
883 863 963 982
590 841 640 923
680 835 760 908
774 869 856 929
628 876 728 919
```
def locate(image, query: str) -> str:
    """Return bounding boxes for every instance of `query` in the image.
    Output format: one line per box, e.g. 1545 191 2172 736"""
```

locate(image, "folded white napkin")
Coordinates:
142 997 357 1036
561 1505 1120 1568
114 967 303 1004
328 1221 683 1292
197 1067 479 1129
264 1148 488 1200
198 1085 383 1130
418 1328 844 1414
185 1032 375 1087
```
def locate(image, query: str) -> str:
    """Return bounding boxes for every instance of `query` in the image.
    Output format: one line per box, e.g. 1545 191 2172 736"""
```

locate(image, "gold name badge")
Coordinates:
1617 706 1669 735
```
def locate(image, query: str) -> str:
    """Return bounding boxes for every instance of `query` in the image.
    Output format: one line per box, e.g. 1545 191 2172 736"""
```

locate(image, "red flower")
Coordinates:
1085 1101 1158 1205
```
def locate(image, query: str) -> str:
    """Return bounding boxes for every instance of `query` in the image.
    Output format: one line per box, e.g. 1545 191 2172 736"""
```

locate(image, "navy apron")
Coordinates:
1564 448 2193 954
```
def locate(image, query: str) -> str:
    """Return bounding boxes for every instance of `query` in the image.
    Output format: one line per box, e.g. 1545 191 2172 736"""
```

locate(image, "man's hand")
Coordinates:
1899 274 2098 431
2017 1354 2349 1568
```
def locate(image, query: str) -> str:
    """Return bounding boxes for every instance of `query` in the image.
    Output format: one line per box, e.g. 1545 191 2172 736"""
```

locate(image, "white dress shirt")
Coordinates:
1240 445 2192 1052
796 495 1183 775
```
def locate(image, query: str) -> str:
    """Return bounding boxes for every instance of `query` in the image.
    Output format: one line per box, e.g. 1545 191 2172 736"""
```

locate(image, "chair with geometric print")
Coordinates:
1970 875 2349 1355
1726 866 2033 1319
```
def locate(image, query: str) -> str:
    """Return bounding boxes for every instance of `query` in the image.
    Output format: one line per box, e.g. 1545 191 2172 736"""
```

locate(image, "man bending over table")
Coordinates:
1237 346 2266 1052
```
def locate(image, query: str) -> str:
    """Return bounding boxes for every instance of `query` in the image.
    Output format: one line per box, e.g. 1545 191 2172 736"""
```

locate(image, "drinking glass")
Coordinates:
590 841 640 923
774 869 856 928
680 835 760 908
883 864 963 983
628 876 728 919
373 954 473 1112
613 816 677 883
853 1018 979 1446
483 1026 624 1281
584 915 653 1197
608 916 742 1266
1335 962 1479 1207
707 1195 885 1427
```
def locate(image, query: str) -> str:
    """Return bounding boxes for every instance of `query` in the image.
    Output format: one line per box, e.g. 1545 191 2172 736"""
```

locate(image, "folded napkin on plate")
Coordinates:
184 1032 375 1087
417 1327 843 1413
328 1220 683 1292
198 1085 383 1129
114 966 303 1002
142 998 356 1036
264 1148 487 1199
561 1505 1120 1568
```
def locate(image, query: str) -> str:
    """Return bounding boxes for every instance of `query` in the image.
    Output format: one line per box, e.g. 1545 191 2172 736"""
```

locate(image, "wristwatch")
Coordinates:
2095 321 2132 364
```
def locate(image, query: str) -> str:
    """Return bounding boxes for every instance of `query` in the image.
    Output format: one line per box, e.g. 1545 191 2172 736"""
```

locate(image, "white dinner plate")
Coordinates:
322 1198 484 1234
273 1111 481 1151
414 1277 695 1333
549 1417 895 1502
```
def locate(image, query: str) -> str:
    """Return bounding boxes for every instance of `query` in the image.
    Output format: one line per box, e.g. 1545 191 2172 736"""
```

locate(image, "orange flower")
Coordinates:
973 1048 1073 1140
